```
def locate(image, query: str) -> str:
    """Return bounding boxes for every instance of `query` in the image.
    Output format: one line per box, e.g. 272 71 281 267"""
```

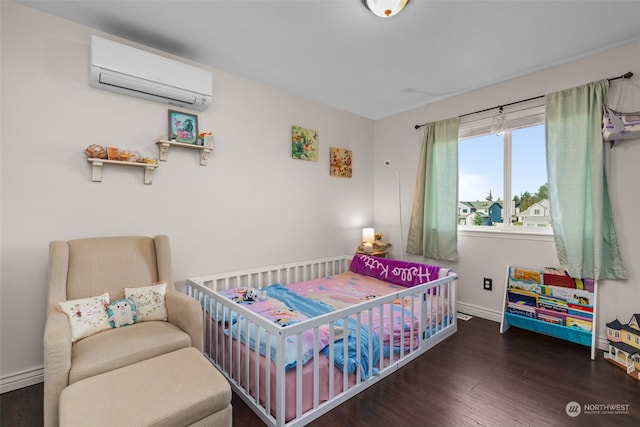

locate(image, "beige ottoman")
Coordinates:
59 347 231 427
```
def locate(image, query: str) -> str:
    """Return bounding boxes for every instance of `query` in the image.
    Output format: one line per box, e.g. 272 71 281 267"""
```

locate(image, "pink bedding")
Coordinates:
217 272 424 363
287 272 422 349
209 268 450 422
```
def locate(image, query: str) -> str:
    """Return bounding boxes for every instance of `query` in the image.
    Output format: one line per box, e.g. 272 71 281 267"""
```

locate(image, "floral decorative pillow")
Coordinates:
124 282 167 321
58 292 111 342
107 298 138 328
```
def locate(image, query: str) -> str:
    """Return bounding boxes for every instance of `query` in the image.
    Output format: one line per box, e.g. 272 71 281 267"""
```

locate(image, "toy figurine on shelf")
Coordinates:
197 131 214 148
604 314 640 380
119 150 142 162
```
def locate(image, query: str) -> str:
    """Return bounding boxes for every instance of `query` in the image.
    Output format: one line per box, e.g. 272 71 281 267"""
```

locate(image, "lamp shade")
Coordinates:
362 228 375 243
362 0 410 18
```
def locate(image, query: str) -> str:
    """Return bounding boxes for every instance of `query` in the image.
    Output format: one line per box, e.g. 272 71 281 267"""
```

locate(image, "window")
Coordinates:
458 99 551 233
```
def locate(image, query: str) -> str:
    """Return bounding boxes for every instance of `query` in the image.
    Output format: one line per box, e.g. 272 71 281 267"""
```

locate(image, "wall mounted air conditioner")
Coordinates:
90 35 212 111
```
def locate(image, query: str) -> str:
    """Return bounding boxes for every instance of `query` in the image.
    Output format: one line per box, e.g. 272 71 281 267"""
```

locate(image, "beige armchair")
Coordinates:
44 235 203 427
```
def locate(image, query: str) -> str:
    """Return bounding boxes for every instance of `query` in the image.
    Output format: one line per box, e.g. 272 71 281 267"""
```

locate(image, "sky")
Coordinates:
459 124 547 202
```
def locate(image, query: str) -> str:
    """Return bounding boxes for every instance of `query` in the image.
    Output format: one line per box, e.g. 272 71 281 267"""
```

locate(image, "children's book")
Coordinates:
507 289 538 307
513 268 542 284
566 316 592 331
507 303 536 319
537 295 568 313
549 286 592 305
536 307 566 325
567 303 594 319
538 313 564 325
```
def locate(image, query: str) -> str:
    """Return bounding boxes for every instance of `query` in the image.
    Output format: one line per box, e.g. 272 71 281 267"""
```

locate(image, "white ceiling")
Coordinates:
15 0 640 119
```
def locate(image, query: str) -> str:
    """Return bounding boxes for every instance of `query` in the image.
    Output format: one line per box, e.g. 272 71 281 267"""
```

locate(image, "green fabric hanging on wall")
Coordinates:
407 117 459 261
545 80 626 280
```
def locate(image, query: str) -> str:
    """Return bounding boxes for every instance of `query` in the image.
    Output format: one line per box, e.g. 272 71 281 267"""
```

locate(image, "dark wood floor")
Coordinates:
2 317 639 426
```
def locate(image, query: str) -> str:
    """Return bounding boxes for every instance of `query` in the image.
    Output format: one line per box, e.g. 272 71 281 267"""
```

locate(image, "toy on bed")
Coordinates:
243 288 261 302
227 287 265 304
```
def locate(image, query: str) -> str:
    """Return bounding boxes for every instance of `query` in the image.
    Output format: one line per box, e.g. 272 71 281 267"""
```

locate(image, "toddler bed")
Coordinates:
186 254 457 427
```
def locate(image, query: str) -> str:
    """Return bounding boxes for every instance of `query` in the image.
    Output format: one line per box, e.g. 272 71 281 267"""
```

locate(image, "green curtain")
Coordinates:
407 117 459 261
545 80 626 280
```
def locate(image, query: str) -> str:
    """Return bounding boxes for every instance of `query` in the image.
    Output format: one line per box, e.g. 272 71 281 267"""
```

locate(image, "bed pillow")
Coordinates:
57 292 111 342
350 254 442 288
124 282 167 321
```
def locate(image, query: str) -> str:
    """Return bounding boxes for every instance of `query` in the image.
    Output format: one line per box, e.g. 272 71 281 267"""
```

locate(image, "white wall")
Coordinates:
3 1 639 392
374 41 640 345
0 3 374 391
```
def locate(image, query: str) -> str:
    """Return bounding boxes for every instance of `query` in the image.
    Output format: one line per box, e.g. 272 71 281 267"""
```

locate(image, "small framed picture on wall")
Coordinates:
291 125 318 161
330 147 352 178
168 109 198 144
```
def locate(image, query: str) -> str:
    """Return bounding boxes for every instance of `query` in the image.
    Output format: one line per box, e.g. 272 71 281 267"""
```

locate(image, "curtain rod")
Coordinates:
414 71 634 130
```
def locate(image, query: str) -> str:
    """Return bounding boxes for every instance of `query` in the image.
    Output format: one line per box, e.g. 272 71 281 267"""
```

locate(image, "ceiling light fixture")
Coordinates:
362 0 410 18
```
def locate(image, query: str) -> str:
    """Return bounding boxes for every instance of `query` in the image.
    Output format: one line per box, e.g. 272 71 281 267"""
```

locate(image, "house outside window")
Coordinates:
458 99 551 233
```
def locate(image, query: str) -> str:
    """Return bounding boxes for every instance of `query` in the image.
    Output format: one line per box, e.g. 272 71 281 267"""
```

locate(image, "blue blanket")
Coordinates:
267 284 380 378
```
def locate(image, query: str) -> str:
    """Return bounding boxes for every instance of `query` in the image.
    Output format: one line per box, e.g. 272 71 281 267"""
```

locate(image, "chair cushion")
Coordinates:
60 347 232 427
69 321 191 384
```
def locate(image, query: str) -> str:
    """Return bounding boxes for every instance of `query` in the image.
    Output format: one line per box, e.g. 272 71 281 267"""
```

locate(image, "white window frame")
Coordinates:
457 98 551 236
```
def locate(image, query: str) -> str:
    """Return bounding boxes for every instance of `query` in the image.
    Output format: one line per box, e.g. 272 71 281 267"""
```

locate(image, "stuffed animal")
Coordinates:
107 299 137 328
244 288 260 302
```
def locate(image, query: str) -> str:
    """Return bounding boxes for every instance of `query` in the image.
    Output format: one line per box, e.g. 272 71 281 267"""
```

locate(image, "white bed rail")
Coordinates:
188 255 353 292
187 256 457 427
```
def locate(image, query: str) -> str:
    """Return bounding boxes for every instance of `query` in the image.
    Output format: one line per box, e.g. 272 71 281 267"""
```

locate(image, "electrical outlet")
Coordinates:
483 278 493 291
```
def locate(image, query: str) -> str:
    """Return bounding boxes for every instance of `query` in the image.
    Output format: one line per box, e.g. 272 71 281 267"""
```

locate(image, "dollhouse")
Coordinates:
604 314 640 380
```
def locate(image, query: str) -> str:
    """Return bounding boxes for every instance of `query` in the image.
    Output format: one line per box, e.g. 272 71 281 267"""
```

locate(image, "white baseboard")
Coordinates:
596 336 609 352
457 301 609 353
1 366 44 394
457 302 503 323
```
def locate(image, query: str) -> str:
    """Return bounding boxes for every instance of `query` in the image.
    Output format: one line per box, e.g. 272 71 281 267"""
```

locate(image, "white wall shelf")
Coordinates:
156 139 213 166
87 158 158 185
